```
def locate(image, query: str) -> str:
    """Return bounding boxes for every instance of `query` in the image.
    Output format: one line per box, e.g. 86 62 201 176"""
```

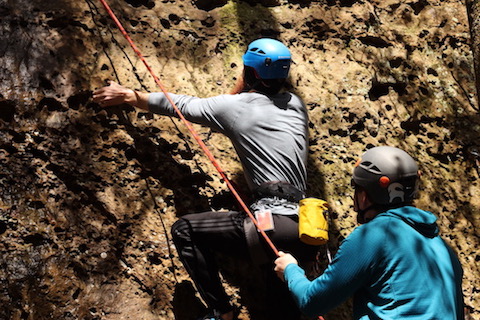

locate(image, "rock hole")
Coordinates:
427 132 438 139
12 131 25 143
391 83 407 96
23 233 47 246
358 36 391 48
169 14 181 25
38 97 65 111
72 288 81 300
54 226 65 233
328 128 349 137
39 75 54 90
427 68 438 76
148 252 162 265
419 86 429 95
201 16 215 28
29 200 45 209
0 99 15 122
47 16 70 28
260 29 280 38
408 0 428 15
389 57 403 68
368 83 390 101
160 18 171 29
0 144 17 154
339 0 358 7
0 221 7 235
193 0 228 11
67 91 91 110
419 29 429 38
400 119 422 134
124 0 155 8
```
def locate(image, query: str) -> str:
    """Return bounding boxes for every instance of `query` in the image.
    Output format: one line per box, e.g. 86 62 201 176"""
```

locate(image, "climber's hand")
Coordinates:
92 81 137 107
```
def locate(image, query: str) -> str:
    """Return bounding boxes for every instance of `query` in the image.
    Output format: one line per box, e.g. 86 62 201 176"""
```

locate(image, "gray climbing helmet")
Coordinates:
352 146 419 205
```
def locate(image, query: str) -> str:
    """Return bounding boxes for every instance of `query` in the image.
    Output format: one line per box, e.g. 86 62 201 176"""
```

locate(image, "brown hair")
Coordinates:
230 70 248 94
230 67 286 95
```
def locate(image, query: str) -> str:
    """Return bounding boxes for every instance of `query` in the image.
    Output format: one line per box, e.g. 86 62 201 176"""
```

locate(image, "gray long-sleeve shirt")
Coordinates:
148 91 308 196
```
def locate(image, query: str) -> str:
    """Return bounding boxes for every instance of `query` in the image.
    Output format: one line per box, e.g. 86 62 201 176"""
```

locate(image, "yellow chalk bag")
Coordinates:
298 198 329 245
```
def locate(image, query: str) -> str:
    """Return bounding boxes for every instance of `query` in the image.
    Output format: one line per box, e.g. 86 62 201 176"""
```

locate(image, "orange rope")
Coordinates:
97 0 279 257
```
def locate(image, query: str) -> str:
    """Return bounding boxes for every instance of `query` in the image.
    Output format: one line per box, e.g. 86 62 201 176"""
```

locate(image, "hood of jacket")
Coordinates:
379 206 439 238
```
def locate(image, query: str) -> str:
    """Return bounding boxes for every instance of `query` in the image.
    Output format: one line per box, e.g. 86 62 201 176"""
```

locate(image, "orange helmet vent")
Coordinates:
354 158 362 167
379 176 390 188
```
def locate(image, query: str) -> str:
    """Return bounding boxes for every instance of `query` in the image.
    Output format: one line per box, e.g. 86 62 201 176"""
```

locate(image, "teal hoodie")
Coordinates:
284 206 464 319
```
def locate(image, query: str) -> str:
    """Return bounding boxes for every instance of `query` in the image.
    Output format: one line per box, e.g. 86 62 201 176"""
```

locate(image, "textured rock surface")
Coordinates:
0 0 479 319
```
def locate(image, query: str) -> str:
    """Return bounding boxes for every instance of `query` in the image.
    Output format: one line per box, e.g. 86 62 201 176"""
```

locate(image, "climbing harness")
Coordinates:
96 0 279 256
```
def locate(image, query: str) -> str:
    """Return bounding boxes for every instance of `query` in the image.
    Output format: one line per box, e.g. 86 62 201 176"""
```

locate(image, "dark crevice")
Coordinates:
358 36 392 48
368 82 407 100
124 0 155 9
0 99 15 122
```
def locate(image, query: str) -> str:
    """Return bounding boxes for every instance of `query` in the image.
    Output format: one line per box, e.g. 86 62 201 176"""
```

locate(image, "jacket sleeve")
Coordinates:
284 225 380 317
148 92 237 133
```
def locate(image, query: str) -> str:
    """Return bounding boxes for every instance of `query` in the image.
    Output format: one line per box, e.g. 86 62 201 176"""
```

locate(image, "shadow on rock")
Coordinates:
172 280 208 320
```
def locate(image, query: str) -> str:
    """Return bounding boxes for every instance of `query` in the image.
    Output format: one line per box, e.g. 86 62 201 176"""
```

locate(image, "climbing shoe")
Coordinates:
199 316 220 320
197 313 221 320
197 308 239 320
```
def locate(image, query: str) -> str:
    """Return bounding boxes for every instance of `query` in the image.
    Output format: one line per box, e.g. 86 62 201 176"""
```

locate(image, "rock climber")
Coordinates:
93 38 320 320
274 146 465 319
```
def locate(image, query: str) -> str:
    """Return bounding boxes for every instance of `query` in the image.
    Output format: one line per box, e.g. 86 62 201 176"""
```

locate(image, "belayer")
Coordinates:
93 38 320 320
275 146 465 320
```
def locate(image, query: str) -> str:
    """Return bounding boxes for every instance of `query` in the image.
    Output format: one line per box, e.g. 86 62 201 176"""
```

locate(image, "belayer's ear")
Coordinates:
355 188 369 205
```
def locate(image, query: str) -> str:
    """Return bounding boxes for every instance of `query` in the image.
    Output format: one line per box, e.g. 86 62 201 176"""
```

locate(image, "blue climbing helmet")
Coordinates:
242 38 291 79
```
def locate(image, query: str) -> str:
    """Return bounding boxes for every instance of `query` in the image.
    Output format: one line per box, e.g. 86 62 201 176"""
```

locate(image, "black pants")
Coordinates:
171 210 319 318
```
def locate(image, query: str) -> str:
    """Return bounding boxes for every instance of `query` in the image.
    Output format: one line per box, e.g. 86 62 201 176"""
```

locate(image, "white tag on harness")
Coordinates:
254 209 274 232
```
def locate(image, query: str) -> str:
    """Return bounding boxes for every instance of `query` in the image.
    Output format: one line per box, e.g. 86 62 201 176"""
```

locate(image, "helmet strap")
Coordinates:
357 201 411 224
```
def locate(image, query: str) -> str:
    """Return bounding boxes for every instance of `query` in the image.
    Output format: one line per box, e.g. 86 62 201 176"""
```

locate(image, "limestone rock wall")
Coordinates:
0 0 479 319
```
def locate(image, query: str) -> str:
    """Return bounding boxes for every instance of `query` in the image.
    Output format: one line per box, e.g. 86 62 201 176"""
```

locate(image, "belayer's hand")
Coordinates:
92 81 137 107
274 251 298 282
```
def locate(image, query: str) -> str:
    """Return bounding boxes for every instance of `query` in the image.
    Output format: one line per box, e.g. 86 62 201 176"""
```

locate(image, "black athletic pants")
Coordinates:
171 210 319 318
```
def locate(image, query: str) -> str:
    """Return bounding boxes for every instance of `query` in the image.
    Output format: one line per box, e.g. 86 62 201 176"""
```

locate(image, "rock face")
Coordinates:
0 0 479 319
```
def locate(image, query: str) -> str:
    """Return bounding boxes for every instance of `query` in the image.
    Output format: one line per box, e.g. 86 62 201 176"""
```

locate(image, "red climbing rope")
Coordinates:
97 0 280 256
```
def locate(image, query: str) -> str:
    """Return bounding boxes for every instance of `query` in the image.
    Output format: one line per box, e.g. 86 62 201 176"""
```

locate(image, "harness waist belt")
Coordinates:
253 181 305 202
